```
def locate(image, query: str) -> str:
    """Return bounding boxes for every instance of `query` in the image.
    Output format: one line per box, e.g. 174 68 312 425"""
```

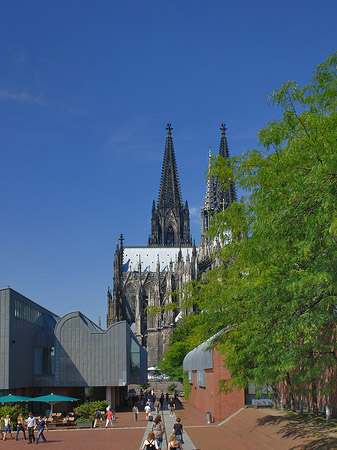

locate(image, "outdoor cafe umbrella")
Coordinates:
31 393 78 418
0 394 32 404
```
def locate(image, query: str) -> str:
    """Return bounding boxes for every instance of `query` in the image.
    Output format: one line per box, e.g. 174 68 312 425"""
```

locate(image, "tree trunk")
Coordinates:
286 372 296 412
312 380 318 417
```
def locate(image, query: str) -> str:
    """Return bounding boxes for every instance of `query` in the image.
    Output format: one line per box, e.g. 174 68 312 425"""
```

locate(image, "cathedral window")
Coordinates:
167 226 174 246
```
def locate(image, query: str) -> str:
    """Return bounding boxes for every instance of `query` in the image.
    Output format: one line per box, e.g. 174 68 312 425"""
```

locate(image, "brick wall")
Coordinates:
188 347 245 422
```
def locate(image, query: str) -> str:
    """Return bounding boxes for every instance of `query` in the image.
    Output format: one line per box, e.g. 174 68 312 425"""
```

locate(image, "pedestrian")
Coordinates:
144 403 151 420
173 417 184 444
0 417 5 441
152 415 165 449
132 405 139 422
154 398 160 415
15 413 27 440
141 431 159 449
93 408 102 428
105 409 115 428
3 415 13 440
168 434 176 444
167 436 183 449
35 416 47 444
160 393 164 408
168 397 175 417
27 412 36 444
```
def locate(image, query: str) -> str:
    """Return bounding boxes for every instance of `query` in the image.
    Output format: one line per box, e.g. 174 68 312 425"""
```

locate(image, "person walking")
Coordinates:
167 436 183 450
154 398 160 415
141 431 159 449
160 393 164 408
1 417 5 441
35 416 47 444
173 417 184 444
93 408 102 428
27 412 36 444
168 397 175 418
152 415 165 449
3 415 13 440
105 409 115 428
15 413 26 440
144 403 151 420
132 405 139 422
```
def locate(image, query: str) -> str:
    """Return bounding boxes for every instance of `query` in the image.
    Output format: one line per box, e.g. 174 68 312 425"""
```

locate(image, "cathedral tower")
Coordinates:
148 123 192 247
199 123 237 268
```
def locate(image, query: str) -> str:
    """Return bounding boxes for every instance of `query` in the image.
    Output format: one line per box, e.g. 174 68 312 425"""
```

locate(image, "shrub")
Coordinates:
74 400 109 420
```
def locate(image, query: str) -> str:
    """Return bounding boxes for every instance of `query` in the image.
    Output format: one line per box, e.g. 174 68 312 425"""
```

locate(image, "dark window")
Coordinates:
167 226 174 246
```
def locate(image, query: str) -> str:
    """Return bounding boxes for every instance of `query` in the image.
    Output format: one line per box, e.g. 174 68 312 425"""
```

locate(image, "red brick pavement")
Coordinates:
2 410 148 450
179 402 337 450
4 403 337 450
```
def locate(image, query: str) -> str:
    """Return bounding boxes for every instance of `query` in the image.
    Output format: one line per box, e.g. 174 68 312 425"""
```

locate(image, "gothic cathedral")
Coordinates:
107 122 236 367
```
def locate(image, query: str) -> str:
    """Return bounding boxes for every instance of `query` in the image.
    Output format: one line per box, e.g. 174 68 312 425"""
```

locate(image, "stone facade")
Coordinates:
107 123 236 367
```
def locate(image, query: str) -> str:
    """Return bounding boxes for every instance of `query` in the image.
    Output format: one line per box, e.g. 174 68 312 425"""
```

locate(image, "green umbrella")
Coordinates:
31 393 79 418
0 394 32 403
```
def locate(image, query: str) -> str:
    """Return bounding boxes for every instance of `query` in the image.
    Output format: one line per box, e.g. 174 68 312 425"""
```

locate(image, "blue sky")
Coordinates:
1 0 336 325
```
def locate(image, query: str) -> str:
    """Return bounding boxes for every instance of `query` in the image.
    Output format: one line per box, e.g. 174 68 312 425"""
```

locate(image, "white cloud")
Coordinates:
0 90 47 105
189 206 200 224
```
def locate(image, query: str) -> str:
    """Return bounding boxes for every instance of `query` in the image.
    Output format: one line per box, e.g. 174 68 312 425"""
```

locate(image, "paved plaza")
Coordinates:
3 401 337 449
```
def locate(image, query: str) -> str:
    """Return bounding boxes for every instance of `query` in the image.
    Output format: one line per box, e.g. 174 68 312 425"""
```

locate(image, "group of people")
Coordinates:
1 412 48 444
141 415 184 450
93 405 116 428
137 392 176 422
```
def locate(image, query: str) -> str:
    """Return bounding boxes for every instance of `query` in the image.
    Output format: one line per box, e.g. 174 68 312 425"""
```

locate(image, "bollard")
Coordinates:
206 411 211 424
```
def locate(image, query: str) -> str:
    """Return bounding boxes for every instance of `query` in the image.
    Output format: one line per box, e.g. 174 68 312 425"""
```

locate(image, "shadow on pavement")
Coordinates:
289 437 337 450
256 414 337 449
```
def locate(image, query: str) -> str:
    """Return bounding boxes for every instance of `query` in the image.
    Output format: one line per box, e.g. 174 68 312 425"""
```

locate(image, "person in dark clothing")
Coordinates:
93 408 102 428
35 416 47 444
168 397 175 418
173 417 184 444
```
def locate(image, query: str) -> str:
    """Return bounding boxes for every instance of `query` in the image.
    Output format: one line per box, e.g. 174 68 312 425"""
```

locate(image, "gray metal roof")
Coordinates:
183 329 226 371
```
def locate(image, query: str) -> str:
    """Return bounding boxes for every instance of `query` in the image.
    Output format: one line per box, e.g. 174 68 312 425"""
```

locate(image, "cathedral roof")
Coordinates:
122 246 193 273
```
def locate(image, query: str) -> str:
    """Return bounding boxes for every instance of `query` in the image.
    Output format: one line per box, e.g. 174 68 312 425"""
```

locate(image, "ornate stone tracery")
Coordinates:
107 123 236 367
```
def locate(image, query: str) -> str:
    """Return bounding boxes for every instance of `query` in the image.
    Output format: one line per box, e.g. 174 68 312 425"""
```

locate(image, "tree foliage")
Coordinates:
164 52 337 402
74 400 109 420
158 312 206 380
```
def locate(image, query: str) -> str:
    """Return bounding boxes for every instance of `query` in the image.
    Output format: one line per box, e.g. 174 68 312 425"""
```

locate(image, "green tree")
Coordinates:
158 312 206 381
178 52 337 408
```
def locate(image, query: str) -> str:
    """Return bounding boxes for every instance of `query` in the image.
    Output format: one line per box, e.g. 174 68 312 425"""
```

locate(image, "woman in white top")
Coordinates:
3 415 13 440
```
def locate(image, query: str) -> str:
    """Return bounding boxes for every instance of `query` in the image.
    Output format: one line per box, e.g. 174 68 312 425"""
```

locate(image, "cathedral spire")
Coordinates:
216 123 237 209
149 123 191 247
157 122 183 210
204 147 217 212
219 122 230 160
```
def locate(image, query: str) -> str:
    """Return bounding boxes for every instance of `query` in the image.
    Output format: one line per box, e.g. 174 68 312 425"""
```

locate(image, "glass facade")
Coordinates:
14 298 44 327
34 346 55 376
130 337 140 375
